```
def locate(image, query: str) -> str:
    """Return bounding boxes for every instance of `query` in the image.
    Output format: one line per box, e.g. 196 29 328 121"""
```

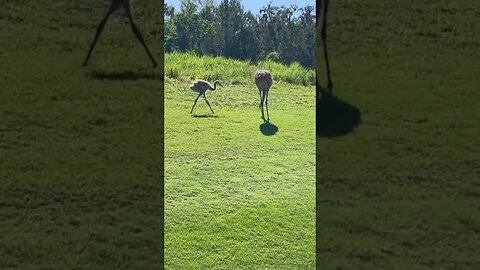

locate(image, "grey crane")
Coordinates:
83 0 157 67
254 70 273 122
189 79 222 114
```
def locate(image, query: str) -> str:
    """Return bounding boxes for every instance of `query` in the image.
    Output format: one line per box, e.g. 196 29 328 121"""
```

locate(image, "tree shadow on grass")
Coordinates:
317 87 361 137
260 121 278 136
88 70 163 81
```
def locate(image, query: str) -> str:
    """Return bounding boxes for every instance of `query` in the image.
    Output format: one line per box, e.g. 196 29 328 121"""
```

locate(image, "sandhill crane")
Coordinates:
254 70 273 122
189 80 222 114
83 0 157 67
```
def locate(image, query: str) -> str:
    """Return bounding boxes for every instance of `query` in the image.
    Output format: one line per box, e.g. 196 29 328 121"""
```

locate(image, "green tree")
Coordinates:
164 1 316 69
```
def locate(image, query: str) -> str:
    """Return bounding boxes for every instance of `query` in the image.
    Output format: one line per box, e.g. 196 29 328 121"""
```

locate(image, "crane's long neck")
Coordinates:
211 81 219 90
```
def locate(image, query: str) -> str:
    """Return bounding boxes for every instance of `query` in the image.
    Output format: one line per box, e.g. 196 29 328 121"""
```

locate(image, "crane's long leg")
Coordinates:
259 90 265 120
321 0 333 93
190 93 202 113
265 90 270 122
203 94 215 114
124 3 157 67
261 90 268 122
83 5 116 66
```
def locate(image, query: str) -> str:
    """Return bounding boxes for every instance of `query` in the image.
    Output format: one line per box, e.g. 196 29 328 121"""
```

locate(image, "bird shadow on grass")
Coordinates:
88 70 163 81
317 86 361 137
192 114 218 118
260 121 278 136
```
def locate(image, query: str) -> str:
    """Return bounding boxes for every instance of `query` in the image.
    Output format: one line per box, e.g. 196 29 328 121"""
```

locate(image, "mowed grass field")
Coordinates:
316 0 480 269
164 53 316 269
1 0 164 268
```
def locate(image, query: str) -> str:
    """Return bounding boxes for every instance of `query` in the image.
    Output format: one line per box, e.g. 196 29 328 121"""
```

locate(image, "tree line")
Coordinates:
164 0 316 69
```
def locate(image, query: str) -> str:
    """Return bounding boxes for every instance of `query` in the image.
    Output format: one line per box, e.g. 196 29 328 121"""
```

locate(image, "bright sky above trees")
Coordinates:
165 0 315 15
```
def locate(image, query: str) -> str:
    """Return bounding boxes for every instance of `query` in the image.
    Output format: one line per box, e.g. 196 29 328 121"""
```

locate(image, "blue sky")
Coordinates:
165 0 315 15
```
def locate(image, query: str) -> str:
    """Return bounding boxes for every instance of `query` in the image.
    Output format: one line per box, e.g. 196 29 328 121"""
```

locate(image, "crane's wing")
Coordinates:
193 80 208 87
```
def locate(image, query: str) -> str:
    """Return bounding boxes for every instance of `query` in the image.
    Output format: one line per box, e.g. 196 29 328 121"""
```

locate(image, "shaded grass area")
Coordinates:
316 0 480 269
89 69 163 81
0 184 163 269
165 67 316 268
1 0 163 268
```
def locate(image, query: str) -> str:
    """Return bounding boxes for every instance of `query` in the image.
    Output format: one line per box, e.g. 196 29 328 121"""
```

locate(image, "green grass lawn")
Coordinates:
164 54 316 269
316 0 480 269
1 1 164 268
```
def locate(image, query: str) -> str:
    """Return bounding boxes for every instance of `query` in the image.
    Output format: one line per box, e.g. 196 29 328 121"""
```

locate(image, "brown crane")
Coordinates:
254 70 273 122
189 79 222 114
